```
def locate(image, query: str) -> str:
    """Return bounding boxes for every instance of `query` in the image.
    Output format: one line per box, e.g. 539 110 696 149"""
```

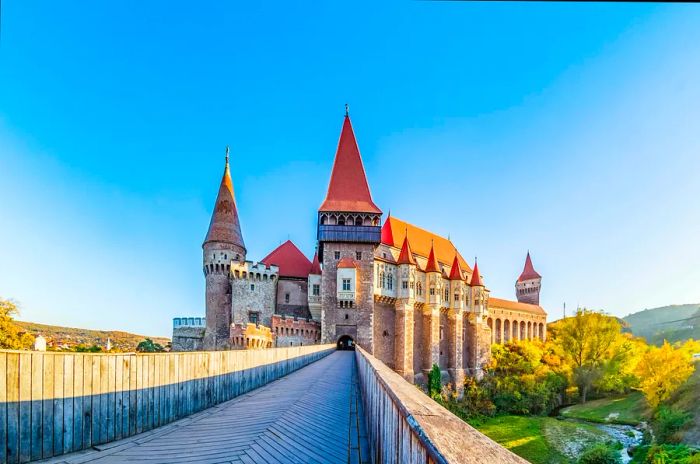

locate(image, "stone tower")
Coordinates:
515 252 541 305
317 110 382 352
202 148 246 350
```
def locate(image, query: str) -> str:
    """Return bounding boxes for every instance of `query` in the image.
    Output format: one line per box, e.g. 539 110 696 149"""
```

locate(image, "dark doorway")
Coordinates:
337 335 355 351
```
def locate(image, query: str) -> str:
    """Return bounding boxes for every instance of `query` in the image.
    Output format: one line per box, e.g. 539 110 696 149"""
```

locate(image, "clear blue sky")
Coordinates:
2 2 699 337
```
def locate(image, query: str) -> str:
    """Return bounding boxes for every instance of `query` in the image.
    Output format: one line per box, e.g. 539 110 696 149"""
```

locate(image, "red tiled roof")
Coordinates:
380 216 394 246
337 257 358 269
449 255 465 281
261 240 313 278
380 216 471 273
489 297 547 316
424 242 440 273
203 157 245 249
309 250 322 274
518 252 541 282
396 235 416 265
470 260 483 286
319 115 382 214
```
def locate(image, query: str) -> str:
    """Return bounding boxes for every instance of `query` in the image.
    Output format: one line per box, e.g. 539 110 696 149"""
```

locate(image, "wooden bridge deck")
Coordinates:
44 351 370 464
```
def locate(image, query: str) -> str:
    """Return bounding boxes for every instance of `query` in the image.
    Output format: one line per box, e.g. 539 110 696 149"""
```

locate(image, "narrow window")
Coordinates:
285 293 290 303
342 279 351 291
387 274 393 290
334 251 340 260
312 284 320 296
356 251 362 260
250 284 255 291
402 280 408 289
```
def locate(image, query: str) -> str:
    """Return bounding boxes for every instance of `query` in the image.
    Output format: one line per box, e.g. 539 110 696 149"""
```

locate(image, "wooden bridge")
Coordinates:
0 346 525 464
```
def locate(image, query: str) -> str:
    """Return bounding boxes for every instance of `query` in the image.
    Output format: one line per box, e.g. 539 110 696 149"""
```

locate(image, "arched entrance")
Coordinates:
337 335 355 351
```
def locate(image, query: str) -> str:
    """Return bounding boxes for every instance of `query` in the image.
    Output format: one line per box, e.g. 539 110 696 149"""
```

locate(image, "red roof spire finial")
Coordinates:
319 110 382 214
380 215 395 246
449 254 464 281
470 258 483 286
518 251 541 282
425 240 440 273
397 230 416 265
203 147 245 250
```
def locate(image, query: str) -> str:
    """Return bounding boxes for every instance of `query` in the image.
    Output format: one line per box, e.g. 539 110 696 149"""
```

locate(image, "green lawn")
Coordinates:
559 392 648 425
473 415 610 464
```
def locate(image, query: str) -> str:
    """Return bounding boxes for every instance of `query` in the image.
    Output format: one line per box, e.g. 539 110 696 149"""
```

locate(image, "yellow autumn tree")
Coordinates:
634 341 695 408
0 298 34 350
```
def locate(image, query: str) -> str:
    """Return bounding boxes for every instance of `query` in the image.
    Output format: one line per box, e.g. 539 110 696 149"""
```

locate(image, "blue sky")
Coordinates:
1 2 699 337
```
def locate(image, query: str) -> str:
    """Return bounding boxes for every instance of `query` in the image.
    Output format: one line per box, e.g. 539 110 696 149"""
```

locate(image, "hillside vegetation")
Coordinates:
623 303 700 345
15 320 170 352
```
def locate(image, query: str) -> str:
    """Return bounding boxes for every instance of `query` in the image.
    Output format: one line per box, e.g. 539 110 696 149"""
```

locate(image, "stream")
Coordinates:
592 423 644 464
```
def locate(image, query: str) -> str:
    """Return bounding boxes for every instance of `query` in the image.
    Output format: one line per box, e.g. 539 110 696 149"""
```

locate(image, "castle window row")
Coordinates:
274 326 319 337
319 214 380 227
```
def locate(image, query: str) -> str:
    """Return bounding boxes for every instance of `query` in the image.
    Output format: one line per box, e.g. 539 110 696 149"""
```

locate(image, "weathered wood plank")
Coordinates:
53 353 64 455
6 352 20 464
30 353 43 461
82 354 92 450
99 356 109 444
18 352 32 463
90 355 100 445
72 354 83 452
0 353 6 464
41 353 54 459
107 355 116 443
62 354 74 455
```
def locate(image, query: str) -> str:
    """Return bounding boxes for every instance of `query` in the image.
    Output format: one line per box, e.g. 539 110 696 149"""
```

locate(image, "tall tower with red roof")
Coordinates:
202 148 247 350
317 108 382 352
515 252 542 305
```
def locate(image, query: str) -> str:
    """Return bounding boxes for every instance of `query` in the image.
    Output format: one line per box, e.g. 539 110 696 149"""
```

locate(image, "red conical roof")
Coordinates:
518 252 541 282
261 240 313 279
397 235 416 265
470 260 483 286
310 249 322 275
380 215 394 246
425 241 440 273
449 254 464 281
203 153 245 249
319 114 382 214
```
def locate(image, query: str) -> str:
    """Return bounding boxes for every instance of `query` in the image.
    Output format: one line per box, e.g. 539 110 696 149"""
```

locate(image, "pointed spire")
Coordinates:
319 111 382 214
310 248 322 274
425 240 440 273
470 258 483 286
381 215 394 246
203 148 245 250
397 233 416 265
449 254 464 281
518 251 541 282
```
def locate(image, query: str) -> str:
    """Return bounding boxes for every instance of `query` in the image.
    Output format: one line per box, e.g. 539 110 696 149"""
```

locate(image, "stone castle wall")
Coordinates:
272 314 320 347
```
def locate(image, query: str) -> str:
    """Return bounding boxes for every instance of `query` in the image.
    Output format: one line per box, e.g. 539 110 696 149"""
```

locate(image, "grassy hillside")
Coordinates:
665 365 700 446
15 321 170 352
623 304 700 345
560 392 648 426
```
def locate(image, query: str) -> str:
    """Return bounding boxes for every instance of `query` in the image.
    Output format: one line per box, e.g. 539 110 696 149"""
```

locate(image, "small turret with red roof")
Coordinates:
515 251 542 305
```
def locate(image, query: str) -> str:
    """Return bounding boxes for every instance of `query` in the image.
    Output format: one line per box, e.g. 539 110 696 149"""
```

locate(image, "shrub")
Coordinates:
428 364 441 399
642 444 697 464
578 444 621 464
653 406 690 444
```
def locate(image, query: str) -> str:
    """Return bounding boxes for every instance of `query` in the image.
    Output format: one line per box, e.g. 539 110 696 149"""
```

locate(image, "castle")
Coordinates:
172 110 547 387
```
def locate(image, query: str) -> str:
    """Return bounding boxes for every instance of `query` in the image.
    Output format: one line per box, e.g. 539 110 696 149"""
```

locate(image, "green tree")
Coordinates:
75 344 102 353
0 298 34 350
428 364 441 399
137 338 165 353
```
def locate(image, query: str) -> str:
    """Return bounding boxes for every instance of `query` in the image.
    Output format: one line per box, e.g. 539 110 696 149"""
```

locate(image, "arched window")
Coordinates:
380 272 386 288
320 214 327 225
355 216 362 226
338 216 346 225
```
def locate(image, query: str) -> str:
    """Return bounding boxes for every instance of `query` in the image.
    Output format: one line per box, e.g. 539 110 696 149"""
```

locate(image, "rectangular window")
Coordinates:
402 280 408 289
430 288 435 295
342 279 351 291
249 312 259 324
334 251 340 260
312 284 320 296
250 284 255 291
356 251 362 260
285 293 290 303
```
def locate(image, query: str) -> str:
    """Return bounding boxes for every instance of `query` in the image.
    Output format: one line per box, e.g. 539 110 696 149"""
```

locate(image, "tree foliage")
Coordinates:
0 298 34 350
136 338 165 353
634 341 695 409
577 443 621 464
428 364 441 399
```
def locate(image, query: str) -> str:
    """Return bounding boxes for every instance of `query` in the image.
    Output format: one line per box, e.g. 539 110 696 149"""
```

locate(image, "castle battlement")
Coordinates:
230 260 279 280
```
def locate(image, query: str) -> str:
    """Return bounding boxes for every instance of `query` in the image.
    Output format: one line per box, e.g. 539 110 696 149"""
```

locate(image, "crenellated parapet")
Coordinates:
229 260 278 281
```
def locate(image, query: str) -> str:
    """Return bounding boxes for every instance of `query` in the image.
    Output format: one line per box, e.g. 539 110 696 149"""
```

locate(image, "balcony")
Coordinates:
317 224 381 244
337 291 355 301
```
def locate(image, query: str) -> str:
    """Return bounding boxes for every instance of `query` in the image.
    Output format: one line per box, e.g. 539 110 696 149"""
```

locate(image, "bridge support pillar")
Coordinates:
394 301 414 382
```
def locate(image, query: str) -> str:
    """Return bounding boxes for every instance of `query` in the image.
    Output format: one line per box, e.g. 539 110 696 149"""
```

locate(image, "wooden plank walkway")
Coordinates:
42 351 370 464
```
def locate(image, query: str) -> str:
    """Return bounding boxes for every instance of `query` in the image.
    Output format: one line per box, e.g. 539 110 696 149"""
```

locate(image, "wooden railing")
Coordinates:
355 346 527 464
0 344 335 463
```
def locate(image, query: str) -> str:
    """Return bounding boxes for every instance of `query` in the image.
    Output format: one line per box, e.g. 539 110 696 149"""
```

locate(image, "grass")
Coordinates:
560 392 648 426
666 365 700 446
473 415 610 464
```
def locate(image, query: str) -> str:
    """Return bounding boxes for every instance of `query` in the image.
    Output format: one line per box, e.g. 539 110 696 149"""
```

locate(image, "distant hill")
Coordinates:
623 304 700 345
15 321 170 352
